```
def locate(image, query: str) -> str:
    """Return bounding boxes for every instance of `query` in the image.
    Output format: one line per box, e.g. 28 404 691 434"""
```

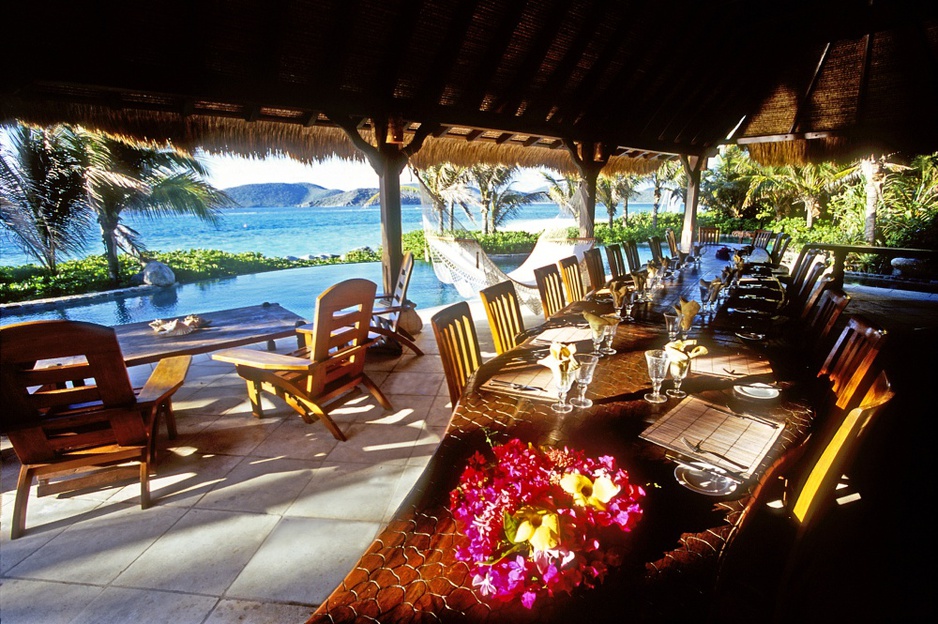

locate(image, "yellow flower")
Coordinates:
511 507 560 552
560 472 620 511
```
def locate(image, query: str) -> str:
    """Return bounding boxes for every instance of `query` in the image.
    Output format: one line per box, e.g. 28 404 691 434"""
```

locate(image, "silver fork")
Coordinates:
682 437 748 471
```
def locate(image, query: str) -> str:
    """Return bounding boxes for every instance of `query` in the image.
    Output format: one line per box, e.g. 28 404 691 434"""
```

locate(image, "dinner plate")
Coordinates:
734 383 780 400
674 464 738 496
735 331 766 341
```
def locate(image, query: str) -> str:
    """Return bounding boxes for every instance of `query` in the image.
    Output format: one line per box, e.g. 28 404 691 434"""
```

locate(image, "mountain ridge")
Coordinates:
223 182 423 207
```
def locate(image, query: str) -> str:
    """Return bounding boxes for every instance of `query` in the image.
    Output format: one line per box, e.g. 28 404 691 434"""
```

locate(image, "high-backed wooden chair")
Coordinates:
534 263 567 319
431 301 483 406
698 226 721 246
785 256 829 316
665 228 689 264
557 255 586 303
369 251 423 355
752 229 774 249
479 280 525 355
604 243 627 280
769 232 791 268
583 248 607 293
803 288 850 351
623 239 643 273
817 315 888 411
1 320 191 539
647 235 666 265
213 278 391 441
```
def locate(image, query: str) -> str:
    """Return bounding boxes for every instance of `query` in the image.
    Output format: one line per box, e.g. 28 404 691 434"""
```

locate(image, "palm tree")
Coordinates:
596 175 618 228
541 171 581 219
412 163 472 233
647 161 683 229
746 160 852 228
75 129 231 284
0 124 92 272
611 173 642 226
467 164 540 235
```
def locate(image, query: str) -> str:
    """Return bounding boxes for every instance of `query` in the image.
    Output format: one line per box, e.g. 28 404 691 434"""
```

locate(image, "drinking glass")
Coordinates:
622 290 637 322
601 321 619 355
570 354 599 408
698 283 711 314
590 324 606 356
644 349 669 404
550 366 576 414
663 312 682 341
667 352 690 398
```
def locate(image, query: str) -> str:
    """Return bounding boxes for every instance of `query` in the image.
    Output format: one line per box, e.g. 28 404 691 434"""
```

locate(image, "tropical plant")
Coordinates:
0 124 93 272
412 163 472 233
540 171 581 219
701 145 763 219
596 173 643 228
647 160 684 228
467 164 540 235
745 161 852 228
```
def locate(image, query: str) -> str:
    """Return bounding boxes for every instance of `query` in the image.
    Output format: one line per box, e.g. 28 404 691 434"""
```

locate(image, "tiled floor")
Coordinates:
0 300 540 624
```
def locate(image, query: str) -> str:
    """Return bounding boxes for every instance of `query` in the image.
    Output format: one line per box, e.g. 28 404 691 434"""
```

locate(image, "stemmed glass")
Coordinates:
667 352 690 398
699 282 711 315
663 312 682 341
590 324 606 357
570 354 599 408
550 366 576 414
621 290 637 322
601 320 619 355
644 349 669 404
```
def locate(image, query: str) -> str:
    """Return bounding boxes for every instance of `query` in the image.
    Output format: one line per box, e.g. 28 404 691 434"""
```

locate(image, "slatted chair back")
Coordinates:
369 251 423 355
479 280 525 355
798 273 834 321
789 258 829 315
604 243 627 279
534 263 567 319
431 301 483 406
698 226 720 246
647 236 665 264
557 255 586 303
583 248 607 292
803 287 851 358
623 240 643 273
787 248 825 288
752 229 774 249
1 321 152 538
665 228 681 258
770 233 791 267
818 315 888 411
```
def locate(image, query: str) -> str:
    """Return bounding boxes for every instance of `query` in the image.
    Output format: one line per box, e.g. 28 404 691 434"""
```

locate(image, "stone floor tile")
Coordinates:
195 456 320 515
285 461 407 522
205 599 315 624
69 586 218 624
0 578 104 624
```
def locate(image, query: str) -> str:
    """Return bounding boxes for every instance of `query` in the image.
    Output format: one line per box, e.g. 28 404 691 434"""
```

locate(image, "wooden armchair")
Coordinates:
534 263 567 319
431 301 482 407
212 278 391 441
604 243 627 279
557 255 586 303
480 280 525 355
0 320 191 539
369 251 423 356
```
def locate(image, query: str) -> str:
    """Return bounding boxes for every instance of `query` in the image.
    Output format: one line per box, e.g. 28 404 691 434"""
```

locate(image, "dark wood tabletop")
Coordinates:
113 303 305 367
306 255 814 623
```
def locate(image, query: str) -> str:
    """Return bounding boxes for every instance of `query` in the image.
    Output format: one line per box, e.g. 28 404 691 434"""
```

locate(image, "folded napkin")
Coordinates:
708 278 723 303
583 311 619 332
664 339 709 362
611 281 631 309
674 297 701 331
631 271 646 292
538 341 580 382
646 261 659 280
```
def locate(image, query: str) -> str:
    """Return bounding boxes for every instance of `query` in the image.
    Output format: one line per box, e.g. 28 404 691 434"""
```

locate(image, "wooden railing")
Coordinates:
793 243 937 290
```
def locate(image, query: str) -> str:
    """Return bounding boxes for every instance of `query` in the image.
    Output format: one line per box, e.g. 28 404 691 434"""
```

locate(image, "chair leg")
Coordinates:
139 460 151 509
246 379 265 418
285 394 348 441
361 374 393 410
11 466 34 539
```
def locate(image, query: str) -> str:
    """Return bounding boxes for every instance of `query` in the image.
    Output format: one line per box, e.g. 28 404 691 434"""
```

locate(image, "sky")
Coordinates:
197 151 550 192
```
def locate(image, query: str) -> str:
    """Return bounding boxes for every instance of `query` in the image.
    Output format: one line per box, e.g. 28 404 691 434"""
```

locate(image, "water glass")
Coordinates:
591 324 606 356
667 352 690 398
601 321 619 355
644 349 669 404
622 290 637 322
550 367 576 414
663 312 682 341
570 354 599 408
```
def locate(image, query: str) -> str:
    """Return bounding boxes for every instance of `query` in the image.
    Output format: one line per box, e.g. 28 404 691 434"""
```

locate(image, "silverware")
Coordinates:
487 379 546 392
682 437 748 471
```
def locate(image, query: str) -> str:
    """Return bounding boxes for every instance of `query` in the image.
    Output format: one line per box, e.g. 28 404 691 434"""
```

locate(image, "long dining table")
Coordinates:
307 250 814 623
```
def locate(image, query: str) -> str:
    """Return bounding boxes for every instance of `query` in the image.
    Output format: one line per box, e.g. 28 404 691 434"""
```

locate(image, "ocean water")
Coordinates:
0 203 657 327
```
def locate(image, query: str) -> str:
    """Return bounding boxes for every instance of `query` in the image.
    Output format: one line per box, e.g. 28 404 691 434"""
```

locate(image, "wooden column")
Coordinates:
565 140 608 239
679 153 708 253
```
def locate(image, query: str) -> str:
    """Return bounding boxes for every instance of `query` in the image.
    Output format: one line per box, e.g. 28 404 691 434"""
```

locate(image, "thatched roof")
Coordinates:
2 0 936 170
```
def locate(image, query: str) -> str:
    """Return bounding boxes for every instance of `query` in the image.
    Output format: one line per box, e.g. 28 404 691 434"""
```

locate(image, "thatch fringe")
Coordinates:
745 136 867 167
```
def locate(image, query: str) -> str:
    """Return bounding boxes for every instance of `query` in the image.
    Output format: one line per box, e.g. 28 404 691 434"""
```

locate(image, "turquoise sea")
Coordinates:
0 203 658 327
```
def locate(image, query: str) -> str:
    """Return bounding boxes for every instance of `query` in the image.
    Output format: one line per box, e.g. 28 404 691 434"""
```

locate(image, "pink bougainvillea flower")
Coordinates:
560 471 621 511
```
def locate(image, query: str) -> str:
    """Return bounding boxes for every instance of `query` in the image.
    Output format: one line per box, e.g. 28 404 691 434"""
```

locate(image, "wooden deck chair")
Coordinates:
1 320 191 539
698 226 721 246
583 248 607 293
604 243 627 279
431 301 483 407
557 255 586 303
534 263 567 319
369 251 423 356
752 229 774 249
817 315 888 412
479 280 525 355
623 240 643 273
213 278 392 441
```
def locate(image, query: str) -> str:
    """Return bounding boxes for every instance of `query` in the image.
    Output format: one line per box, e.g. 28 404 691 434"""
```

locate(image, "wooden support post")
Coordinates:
565 139 608 240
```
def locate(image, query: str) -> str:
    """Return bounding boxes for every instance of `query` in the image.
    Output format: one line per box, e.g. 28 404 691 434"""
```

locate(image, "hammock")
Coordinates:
423 214 595 315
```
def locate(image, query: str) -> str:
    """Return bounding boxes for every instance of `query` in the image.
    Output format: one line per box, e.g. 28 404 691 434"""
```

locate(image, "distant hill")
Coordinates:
223 182 422 207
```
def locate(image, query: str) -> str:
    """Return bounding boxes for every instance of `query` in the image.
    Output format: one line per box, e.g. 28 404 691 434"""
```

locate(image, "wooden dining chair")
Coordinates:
698 226 720 246
647 235 665 265
431 301 483 407
817 315 888 411
752 229 774 249
804 288 850 350
213 278 392 441
534 263 567 319
665 228 689 264
623 239 643 274
557 255 587 304
1 320 191 539
769 232 791 268
369 251 424 356
785 256 829 317
583 247 607 293
604 243 627 280
479 280 525 355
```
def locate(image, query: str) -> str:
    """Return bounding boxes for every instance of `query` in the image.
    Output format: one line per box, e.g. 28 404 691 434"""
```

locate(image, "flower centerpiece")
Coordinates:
449 438 645 609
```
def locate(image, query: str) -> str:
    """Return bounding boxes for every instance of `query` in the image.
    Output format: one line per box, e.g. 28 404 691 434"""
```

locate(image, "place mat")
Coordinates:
480 366 558 402
533 325 594 344
691 352 773 378
640 395 784 476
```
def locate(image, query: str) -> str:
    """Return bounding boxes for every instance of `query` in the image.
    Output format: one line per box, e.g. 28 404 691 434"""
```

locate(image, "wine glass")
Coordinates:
663 312 682 341
699 282 711 314
590 324 606 356
570 354 599 408
644 349 669 404
667 352 690 398
550 366 576 413
601 320 619 355
622 290 637 322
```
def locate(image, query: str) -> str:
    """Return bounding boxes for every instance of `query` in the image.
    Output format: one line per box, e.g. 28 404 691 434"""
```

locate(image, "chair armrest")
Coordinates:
136 355 192 405
212 348 312 371
372 304 411 316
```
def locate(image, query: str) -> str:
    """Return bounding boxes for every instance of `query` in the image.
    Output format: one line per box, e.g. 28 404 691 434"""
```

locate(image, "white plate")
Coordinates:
734 383 780 400
674 465 738 496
